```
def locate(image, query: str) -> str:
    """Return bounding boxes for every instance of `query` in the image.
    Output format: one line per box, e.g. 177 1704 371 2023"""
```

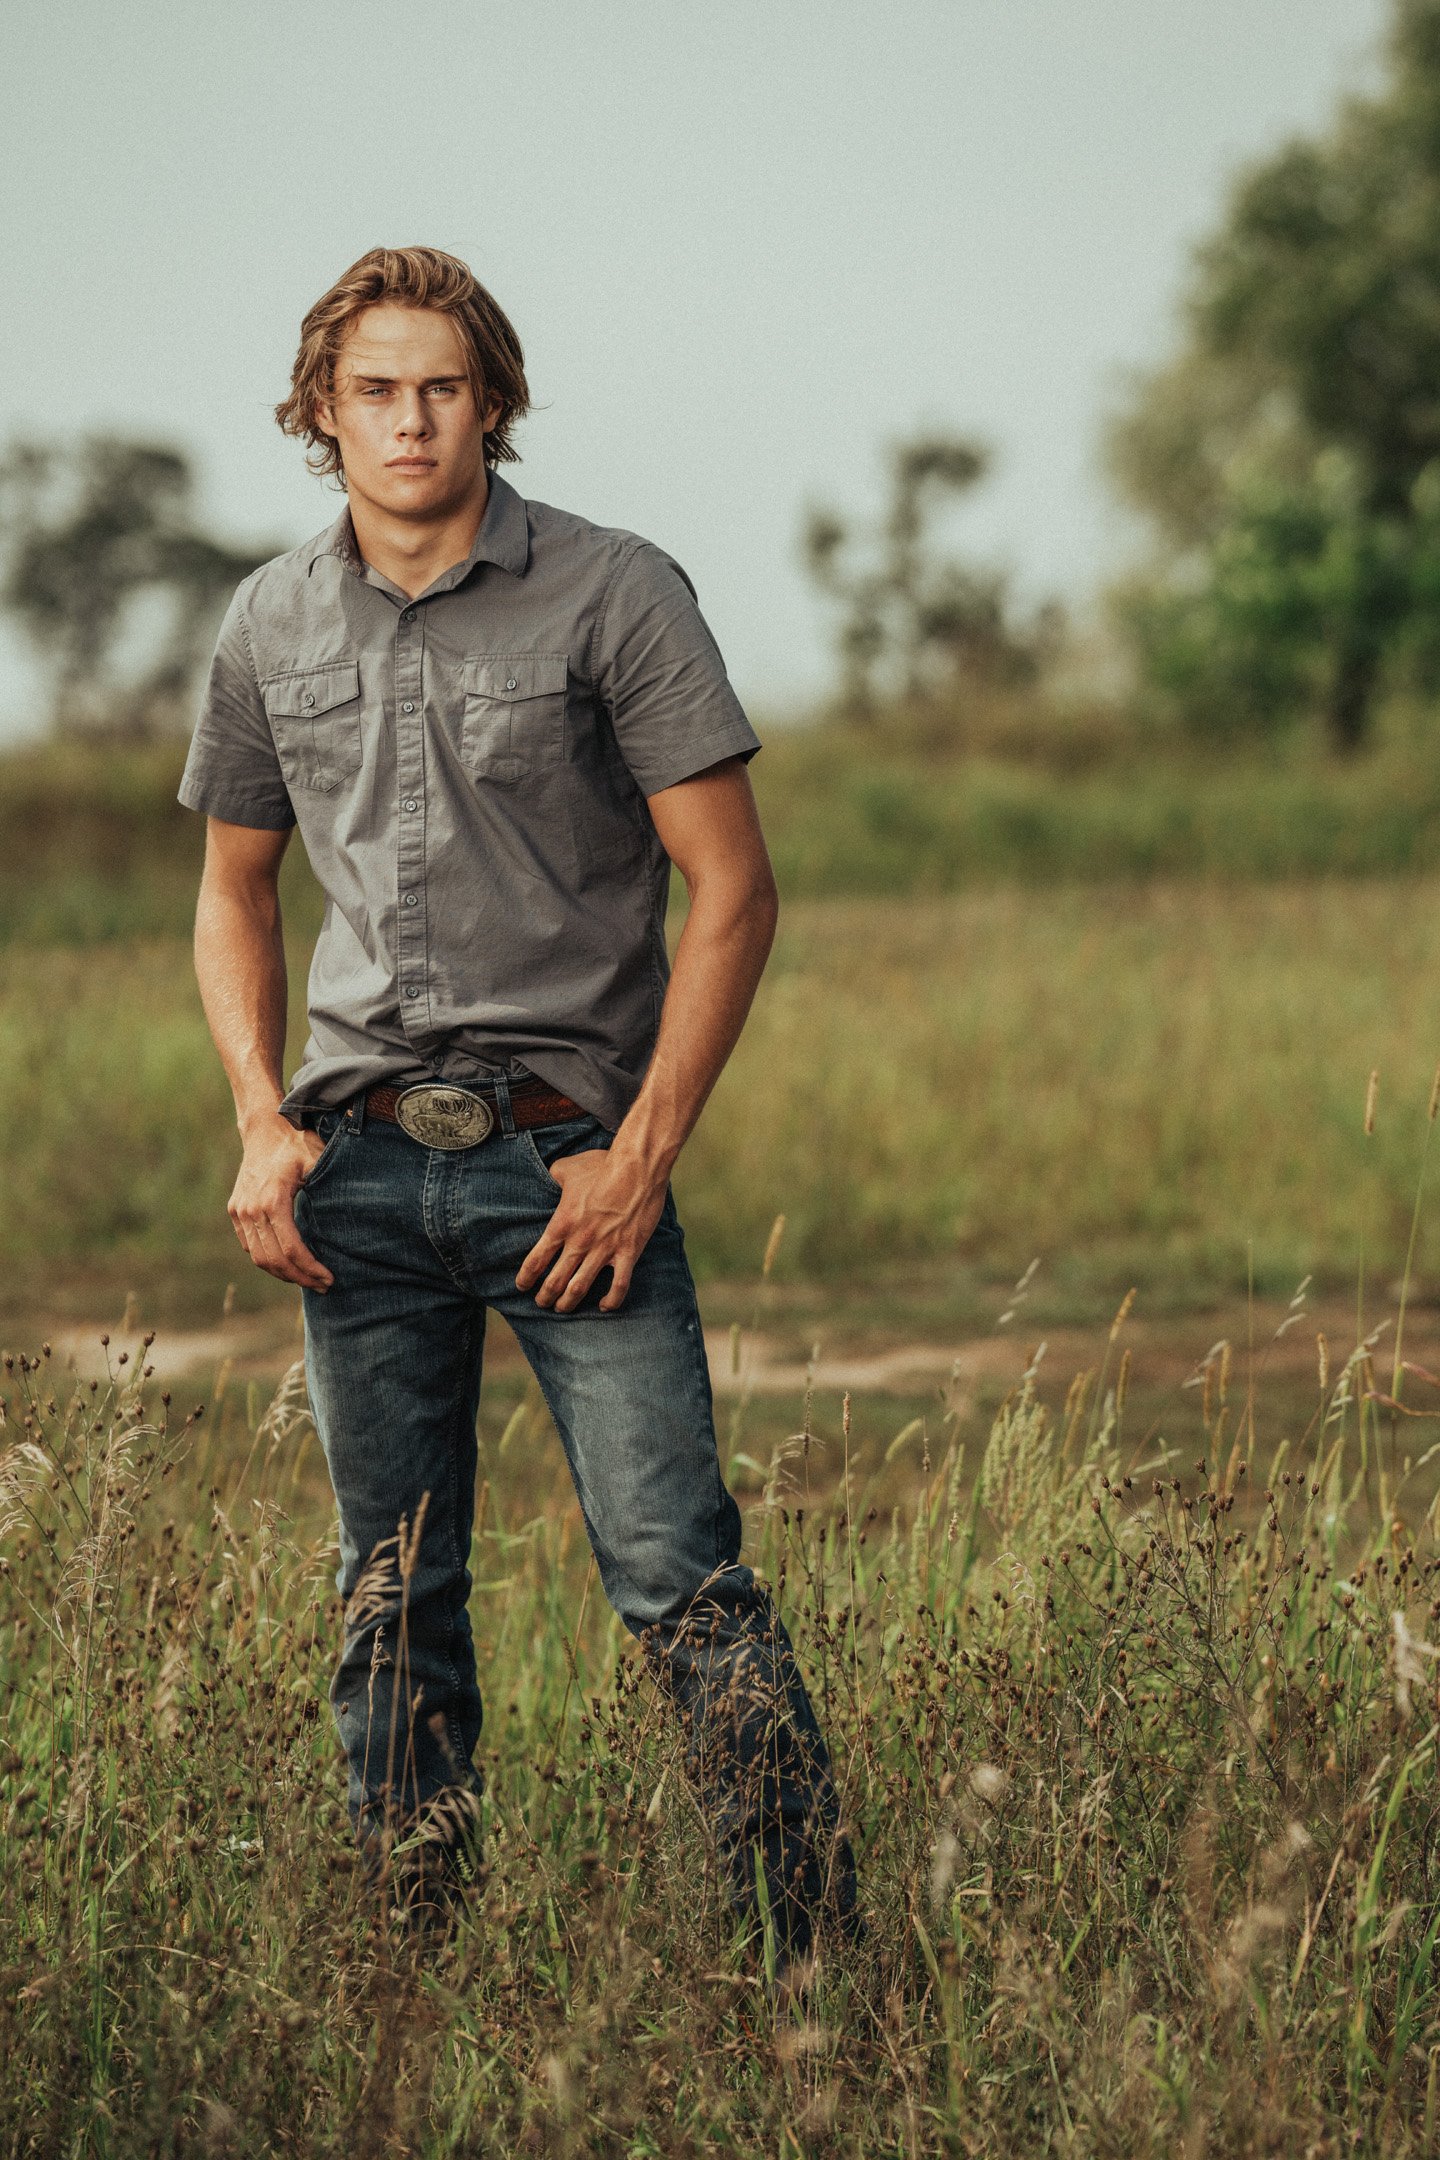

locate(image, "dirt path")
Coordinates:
41 1310 983 1397
40 1290 1440 1414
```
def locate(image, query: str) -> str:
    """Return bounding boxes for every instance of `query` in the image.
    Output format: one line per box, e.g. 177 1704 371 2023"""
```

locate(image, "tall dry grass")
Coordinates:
4 1261 1440 2154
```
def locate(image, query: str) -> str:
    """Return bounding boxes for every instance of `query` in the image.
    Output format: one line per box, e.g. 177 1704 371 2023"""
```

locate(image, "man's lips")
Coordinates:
386 458 437 471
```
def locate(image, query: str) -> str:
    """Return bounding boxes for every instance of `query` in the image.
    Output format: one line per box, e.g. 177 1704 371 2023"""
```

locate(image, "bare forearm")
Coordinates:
512 758 776 1314
193 876 291 1138
611 876 778 1180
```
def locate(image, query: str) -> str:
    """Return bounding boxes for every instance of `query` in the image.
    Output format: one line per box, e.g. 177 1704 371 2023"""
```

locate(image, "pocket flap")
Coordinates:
263 661 361 718
463 653 568 703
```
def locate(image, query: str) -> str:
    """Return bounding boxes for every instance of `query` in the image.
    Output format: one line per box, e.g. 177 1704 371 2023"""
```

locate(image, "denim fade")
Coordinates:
293 1077 859 1960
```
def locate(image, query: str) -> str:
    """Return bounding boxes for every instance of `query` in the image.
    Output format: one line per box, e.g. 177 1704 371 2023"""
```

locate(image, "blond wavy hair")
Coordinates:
275 246 531 481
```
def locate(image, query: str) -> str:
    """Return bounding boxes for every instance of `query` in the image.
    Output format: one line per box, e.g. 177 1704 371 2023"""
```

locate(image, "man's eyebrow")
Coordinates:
349 372 469 385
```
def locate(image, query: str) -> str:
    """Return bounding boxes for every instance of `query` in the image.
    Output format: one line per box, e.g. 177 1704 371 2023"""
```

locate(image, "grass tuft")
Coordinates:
3 1293 1440 2153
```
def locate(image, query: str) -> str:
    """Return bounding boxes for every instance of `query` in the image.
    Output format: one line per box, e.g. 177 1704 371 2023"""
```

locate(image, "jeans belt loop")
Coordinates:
491 1072 516 1138
348 1087 368 1135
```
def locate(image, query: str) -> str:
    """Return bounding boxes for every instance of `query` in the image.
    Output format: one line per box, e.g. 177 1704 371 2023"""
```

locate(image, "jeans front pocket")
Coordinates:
298 1107 350 1194
461 653 568 785
522 1113 611 1188
262 660 363 794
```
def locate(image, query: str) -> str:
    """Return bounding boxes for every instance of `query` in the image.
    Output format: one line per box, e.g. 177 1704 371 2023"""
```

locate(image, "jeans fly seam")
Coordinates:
419 1147 469 1290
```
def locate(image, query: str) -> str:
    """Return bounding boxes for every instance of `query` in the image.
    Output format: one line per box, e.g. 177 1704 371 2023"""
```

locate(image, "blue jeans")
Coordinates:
293 1076 858 1960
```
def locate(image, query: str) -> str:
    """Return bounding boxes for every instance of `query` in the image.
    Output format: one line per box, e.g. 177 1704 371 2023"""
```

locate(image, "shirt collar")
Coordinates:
305 467 531 585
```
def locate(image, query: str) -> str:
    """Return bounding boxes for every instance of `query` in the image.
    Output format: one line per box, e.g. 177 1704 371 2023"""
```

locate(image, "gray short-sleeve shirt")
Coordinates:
176 471 761 1130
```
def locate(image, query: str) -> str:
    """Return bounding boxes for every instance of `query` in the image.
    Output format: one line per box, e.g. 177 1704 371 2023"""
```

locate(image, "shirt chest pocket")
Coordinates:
261 661 363 794
461 654 568 784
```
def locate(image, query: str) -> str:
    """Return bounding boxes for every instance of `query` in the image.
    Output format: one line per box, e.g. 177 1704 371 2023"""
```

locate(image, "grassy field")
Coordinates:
756 714 1440 894
7 720 1440 1335
6 876 1440 1335
10 726 1440 2149
4 1297 1440 2153
7 713 1440 952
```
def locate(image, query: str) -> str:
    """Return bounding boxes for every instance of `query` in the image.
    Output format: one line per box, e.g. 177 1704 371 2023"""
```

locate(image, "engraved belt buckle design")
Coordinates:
393 1083 495 1150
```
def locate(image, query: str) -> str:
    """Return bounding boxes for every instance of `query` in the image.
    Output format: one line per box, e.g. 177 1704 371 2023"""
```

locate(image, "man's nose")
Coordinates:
395 393 431 439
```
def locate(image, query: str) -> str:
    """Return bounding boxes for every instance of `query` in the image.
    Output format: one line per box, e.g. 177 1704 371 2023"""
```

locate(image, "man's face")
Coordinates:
316 302 501 520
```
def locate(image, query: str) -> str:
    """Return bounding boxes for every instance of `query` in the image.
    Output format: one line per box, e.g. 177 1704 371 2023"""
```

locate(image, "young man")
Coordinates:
177 245 859 1977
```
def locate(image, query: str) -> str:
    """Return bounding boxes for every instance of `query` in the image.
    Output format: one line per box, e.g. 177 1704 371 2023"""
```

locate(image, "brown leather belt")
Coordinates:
364 1075 584 1134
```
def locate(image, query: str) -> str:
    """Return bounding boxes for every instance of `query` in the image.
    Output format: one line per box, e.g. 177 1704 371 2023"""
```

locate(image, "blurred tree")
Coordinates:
1113 450 1421 743
801 433 1061 719
0 436 275 740
1107 0 1440 752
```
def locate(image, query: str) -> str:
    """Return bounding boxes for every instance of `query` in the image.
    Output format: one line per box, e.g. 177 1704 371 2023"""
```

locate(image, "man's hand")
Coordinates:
229 1111 336 1291
192 818 334 1291
515 1146 668 1312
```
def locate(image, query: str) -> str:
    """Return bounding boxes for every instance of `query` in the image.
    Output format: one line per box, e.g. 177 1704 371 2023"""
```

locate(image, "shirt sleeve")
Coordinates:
176 581 297 830
592 539 761 798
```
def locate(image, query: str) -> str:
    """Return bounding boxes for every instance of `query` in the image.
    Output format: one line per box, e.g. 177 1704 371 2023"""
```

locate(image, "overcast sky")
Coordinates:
0 0 1389 739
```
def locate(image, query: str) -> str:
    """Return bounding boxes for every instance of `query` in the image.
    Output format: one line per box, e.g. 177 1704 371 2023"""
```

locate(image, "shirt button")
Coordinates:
402 798 418 811
403 892 418 906
505 677 517 692
405 987 420 1000
302 692 316 708
402 608 416 622
402 701 415 714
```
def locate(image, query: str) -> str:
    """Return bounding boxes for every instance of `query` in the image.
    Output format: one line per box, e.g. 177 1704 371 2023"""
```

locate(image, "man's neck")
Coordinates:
347 470 490 600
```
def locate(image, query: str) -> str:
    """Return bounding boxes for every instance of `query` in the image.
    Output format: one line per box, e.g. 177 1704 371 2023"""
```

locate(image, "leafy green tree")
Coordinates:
802 433 1060 719
0 436 275 740
1113 450 1423 743
1108 0 1440 751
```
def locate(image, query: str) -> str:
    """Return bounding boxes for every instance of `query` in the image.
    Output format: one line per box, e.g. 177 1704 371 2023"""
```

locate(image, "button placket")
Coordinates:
394 606 431 1048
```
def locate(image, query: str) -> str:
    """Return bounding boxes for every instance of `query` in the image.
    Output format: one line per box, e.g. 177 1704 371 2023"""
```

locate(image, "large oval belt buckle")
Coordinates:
393 1083 495 1150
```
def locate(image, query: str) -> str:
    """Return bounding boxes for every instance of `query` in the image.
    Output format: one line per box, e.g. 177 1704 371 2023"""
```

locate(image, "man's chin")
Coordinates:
358 473 462 520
